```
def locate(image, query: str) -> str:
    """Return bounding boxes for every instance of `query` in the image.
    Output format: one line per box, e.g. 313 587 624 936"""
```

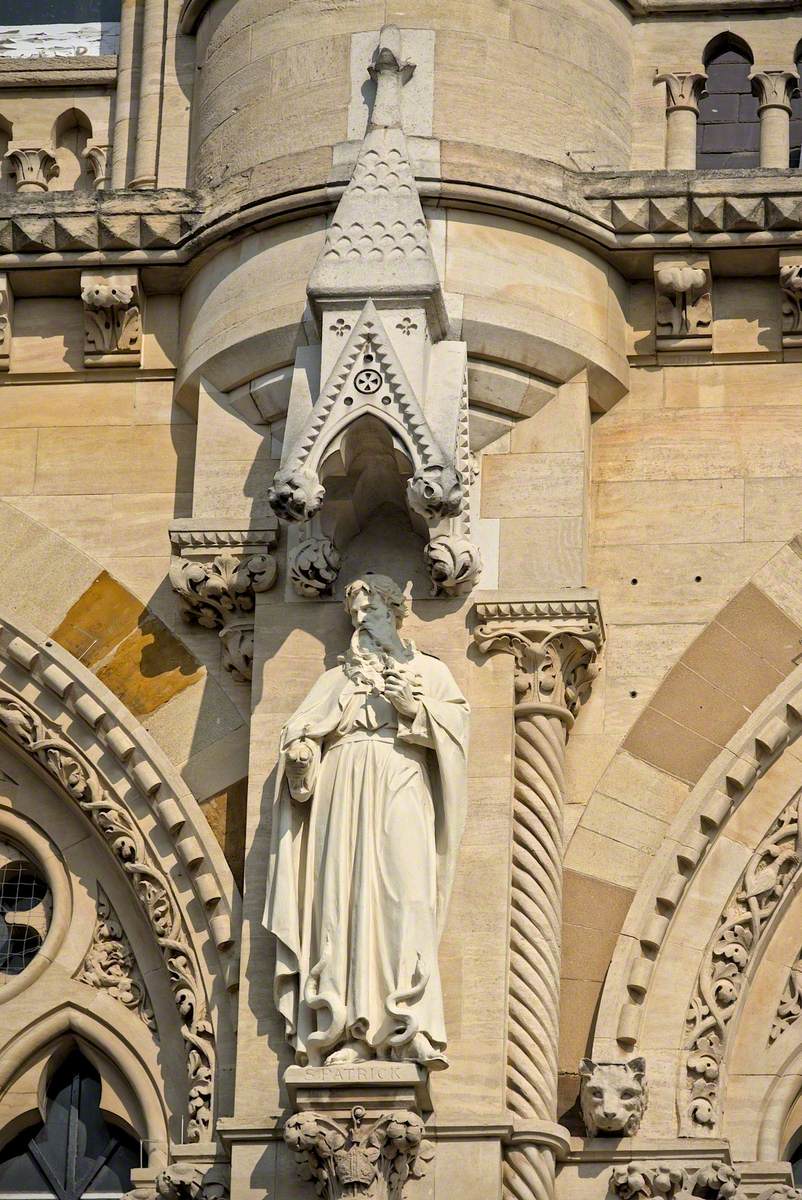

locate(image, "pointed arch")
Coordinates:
0 611 239 1143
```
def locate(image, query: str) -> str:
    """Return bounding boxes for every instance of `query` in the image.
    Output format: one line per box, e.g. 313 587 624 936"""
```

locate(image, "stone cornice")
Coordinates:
0 55 117 88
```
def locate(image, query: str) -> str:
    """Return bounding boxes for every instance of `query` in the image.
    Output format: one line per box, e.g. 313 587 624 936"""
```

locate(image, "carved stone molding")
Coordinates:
654 256 712 351
684 787 802 1132
610 1160 743 1200
84 143 110 191
169 519 279 682
473 594 603 1200
0 683 216 1141
284 1106 433 1200
0 272 12 371
80 270 142 367
78 886 156 1032
5 144 59 192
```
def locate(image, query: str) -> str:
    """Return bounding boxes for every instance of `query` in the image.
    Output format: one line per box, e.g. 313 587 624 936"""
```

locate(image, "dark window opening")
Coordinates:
697 36 759 169
0 1049 141 1200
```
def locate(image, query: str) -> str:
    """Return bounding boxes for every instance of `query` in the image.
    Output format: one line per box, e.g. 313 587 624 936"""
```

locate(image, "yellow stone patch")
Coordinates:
52 570 204 719
202 777 247 892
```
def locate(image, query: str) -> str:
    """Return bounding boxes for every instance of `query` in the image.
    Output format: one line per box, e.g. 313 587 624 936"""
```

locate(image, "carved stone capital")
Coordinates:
655 71 707 113
473 595 604 723
80 269 142 366
751 70 799 112
654 255 712 351
168 519 279 682
84 142 110 190
284 1106 433 1200
0 273 12 372
5 144 58 192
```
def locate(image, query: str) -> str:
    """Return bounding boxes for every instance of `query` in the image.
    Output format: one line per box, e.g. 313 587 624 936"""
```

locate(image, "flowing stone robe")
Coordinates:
265 648 469 1066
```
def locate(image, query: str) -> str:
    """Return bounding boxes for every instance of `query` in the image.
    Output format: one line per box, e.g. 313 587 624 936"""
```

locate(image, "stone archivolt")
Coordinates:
684 789 802 1131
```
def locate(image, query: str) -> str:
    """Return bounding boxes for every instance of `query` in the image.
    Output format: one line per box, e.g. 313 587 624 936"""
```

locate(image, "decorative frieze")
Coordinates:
80 270 142 367
654 256 712 352
611 1161 743 1200
5 144 58 192
284 1106 433 1200
78 887 156 1032
0 271 11 371
169 519 278 682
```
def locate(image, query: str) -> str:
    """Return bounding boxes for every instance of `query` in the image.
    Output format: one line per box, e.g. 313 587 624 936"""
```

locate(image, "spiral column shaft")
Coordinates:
473 598 605 1200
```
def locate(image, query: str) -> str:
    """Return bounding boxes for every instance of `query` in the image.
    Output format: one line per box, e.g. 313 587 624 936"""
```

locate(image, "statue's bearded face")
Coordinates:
347 583 392 631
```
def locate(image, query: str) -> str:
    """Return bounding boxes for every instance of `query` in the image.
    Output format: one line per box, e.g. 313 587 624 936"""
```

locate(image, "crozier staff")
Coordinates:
265 573 469 1069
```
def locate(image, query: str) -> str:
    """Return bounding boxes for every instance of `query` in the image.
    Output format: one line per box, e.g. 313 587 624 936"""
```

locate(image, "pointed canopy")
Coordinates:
307 26 447 333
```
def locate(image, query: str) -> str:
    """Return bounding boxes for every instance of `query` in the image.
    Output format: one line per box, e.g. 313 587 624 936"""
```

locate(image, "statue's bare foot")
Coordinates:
324 1040 371 1065
393 1034 448 1071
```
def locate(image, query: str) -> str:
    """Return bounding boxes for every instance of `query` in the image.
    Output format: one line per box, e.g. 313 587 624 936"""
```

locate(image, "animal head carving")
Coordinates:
579 1057 648 1137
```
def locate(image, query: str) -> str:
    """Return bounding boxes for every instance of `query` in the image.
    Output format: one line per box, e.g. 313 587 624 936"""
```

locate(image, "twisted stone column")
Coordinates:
474 597 604 1200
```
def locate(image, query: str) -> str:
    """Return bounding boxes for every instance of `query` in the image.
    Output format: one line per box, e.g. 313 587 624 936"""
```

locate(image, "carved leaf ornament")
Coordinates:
685 790 802 1128
0 686 215 1141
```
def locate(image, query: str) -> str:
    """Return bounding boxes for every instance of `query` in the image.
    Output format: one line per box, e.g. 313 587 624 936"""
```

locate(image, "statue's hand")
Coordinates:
383 669 422 720
285 736 318 801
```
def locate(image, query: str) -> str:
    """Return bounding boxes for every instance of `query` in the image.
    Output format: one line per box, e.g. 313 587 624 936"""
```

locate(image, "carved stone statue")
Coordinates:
265 573 469 1070
579 1057 648 1136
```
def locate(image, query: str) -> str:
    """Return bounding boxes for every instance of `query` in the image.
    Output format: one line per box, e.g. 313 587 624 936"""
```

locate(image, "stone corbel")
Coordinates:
127 1161 229 1200
5 143 58 192
654 255 712 352
81 270 142 367
779 254 802 346
169 519 279 682
0 273 13 372
83 142 110 191
473 595 604 1200
654 71 707 169
751 71 799 168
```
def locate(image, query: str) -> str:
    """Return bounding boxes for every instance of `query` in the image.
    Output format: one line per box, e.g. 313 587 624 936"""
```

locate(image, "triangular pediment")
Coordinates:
286 300 445 476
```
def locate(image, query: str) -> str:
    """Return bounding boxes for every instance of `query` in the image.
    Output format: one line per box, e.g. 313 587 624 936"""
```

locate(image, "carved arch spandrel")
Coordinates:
0 611 239 1143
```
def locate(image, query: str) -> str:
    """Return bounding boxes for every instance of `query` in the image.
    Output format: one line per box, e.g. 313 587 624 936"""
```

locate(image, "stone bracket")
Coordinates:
780 252 802 347
168 518 279 683
0 271 12 371
81 268 142 367
654 254 712 352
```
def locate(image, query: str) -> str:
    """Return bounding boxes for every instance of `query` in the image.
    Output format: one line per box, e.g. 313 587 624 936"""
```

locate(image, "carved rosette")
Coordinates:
78 887 156 1031
81 270 142 366
473 597 604 1200
288 536 343 598
284 1106 433 1200
5 144 59 192
654 257 712 350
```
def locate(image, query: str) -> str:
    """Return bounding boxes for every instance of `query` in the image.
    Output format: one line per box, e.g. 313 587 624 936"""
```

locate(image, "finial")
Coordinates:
368 24 415 130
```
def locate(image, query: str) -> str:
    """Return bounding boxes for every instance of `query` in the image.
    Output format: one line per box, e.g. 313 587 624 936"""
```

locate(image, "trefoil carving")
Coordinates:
81 270 142 367
78 886 156 1032
284 1106 434 1200
169 519 279 683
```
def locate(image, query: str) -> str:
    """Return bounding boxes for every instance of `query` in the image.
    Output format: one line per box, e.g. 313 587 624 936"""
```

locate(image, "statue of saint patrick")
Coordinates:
265 573 469 1070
